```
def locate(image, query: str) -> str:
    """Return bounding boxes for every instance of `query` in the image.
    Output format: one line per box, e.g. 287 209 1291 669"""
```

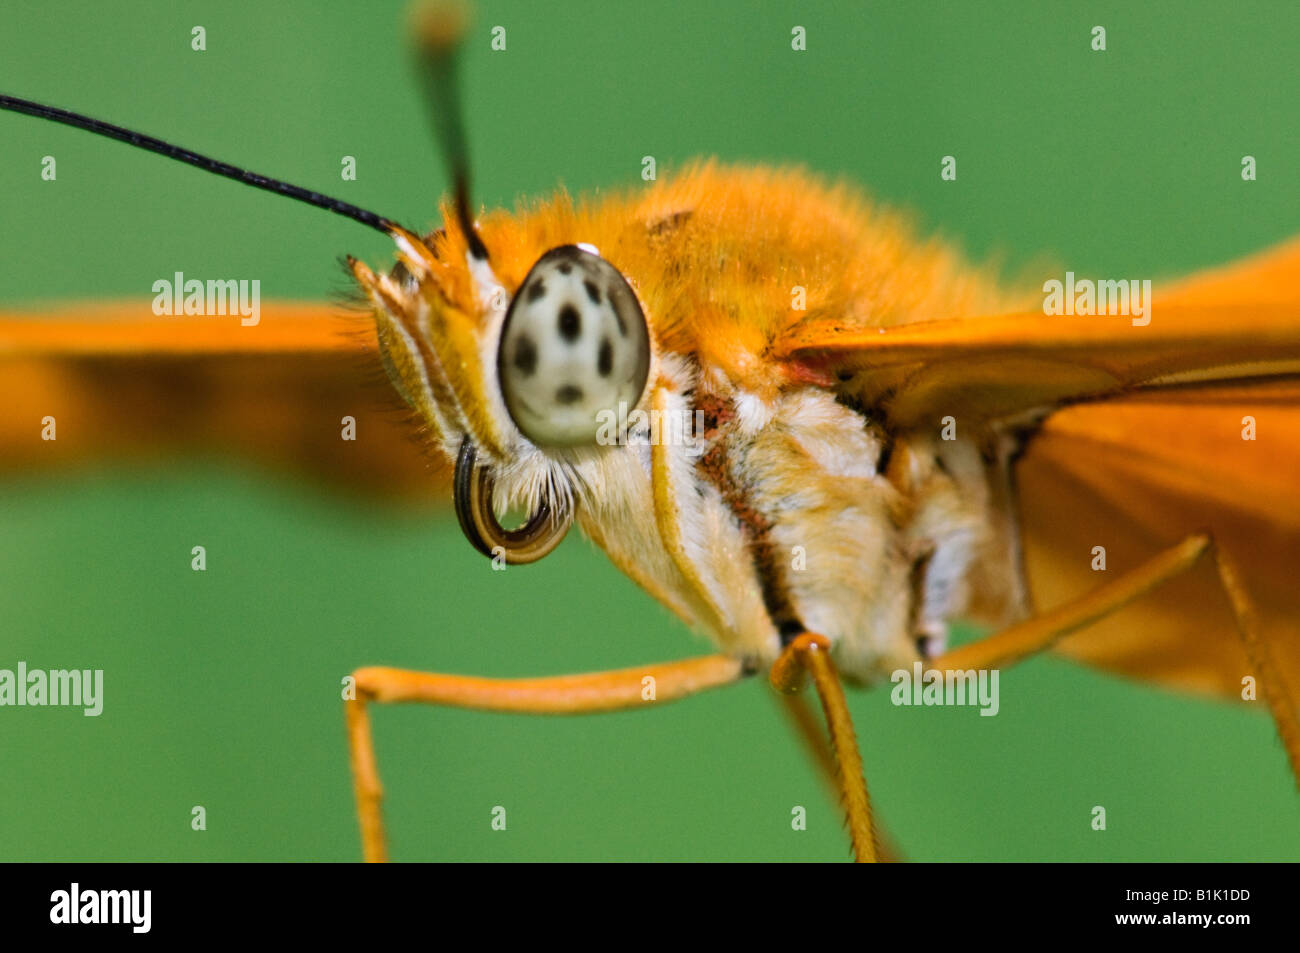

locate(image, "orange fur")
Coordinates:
434 162 1017 401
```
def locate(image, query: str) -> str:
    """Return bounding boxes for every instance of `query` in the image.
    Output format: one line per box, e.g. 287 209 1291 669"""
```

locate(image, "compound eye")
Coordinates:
497 245 651 447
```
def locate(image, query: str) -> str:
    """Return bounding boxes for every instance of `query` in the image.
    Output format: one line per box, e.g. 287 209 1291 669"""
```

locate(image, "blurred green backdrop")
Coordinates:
2 0 1298 861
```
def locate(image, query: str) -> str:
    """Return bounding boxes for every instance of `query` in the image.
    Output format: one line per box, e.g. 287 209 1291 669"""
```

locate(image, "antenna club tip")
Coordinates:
410 0 472 55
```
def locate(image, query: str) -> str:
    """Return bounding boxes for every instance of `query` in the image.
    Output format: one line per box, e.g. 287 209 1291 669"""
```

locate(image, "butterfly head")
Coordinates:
347 188 660 566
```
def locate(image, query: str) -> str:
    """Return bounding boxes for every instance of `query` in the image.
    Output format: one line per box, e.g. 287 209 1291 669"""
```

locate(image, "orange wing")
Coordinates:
0 301 446 503
1018 378 1300 697
781 237 1300 700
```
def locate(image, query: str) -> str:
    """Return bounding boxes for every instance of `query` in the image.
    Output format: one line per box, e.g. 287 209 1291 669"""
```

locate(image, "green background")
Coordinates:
2 0 1298 861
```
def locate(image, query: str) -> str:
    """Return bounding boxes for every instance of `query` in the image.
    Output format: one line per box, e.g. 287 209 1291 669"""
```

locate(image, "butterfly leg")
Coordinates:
932 532 1300 789
933 534 1210 672
777 692 837 784
345 654 746 862
777 692 906 861
1209 541 1300 789
770 632 877 862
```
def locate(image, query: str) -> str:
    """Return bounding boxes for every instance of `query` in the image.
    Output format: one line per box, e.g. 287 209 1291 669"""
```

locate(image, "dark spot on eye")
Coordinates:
558 262 572 275
597 337 613 377
584 280 601 304
558 305 581 341
610 291 628 336
555 384 583 405
526 280 546 303
513 335 538 376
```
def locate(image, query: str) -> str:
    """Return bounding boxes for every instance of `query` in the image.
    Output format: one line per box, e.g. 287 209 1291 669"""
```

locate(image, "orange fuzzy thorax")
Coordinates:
432 162 1015 400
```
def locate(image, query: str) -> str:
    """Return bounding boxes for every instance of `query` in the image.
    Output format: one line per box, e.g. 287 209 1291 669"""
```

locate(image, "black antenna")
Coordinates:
411 1 489 260
0 93 406 236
